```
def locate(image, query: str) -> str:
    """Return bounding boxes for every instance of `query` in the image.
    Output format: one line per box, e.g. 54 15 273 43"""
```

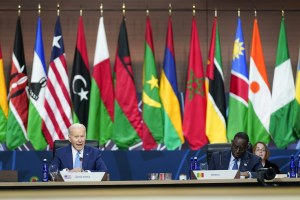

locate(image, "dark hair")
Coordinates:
233 132 249 143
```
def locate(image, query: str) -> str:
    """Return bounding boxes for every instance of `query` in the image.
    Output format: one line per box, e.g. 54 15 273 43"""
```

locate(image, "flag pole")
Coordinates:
38 4 41 16
192 4 195 17
146 8 149 16
100 3 103 16
238 8 240 17
80 8 82 16
215 9 217 17
254 8 257 18
169 3 172 16
57 4 60 16
122 3 126 17
18 5 21 16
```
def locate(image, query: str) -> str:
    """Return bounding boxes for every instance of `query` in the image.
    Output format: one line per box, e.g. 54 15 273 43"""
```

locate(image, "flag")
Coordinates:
247 18 271 144
142 16 163 144
112 17 156 150
70 16 91 127
227 17 249 141
183 17 207 149
6 17 29 150
27 16 48 150
87 16 114 145
294 47 300 138
160 16 184 150
0 43 8 142
205 17 227 143
42 16 72 148
270 17 297 148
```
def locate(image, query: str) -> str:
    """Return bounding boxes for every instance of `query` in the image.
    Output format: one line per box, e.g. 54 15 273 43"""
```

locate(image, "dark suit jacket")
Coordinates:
208 150 262 178
51 144 108 172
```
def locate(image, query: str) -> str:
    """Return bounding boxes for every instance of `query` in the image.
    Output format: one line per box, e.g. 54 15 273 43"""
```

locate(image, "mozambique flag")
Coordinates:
6 16 29 150
205 17 227 143
71 16 91 127
142 16 163 144
270 16 297 148
27 16 48 150
183 17 207 149
160 16 184 150
0 44 8 142
87 16 114 145
112 17 156 150
227 17 249 141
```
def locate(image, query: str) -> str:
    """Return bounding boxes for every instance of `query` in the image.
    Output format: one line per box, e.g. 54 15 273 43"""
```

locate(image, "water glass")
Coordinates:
49 164 58 182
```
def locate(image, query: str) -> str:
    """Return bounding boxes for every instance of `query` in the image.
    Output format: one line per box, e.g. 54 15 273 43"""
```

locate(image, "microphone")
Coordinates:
219 151 222 167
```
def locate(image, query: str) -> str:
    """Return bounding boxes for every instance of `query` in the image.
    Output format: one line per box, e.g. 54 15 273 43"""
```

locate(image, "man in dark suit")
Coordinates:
51 123 108 172
208 132 262 178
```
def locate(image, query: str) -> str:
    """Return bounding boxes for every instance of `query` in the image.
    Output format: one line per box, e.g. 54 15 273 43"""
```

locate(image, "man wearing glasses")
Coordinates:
208 132 262 178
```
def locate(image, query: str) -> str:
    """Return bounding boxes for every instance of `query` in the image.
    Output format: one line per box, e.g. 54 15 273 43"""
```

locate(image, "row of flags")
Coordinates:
0 13 299 151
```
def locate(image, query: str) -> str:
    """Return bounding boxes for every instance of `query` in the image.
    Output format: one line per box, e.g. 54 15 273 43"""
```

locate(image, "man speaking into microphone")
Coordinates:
51 123 108 172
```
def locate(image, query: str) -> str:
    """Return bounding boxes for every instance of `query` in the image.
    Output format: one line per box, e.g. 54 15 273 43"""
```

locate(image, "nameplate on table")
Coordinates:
59 171 106 182
192 170 240 180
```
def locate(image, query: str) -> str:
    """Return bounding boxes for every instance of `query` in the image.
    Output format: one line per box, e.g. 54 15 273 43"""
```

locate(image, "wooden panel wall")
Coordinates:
0 0 300 92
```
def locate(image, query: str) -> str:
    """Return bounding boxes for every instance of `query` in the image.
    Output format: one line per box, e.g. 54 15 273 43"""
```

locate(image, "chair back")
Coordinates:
206 143 231 164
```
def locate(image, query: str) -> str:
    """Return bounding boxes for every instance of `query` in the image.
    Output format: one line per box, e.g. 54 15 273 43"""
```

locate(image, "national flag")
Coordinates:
6 17 29 150
294 47 300 138
42 16 72 148
160 16 184 150
142 16 163 144
0 44 8 142
247 18 271 144
270 17 297 148
112 17 156 150
183 17 207 149
70 16 91 127
205 17 227 143
87 16 114 145
27 16 48 150
227 17 249 141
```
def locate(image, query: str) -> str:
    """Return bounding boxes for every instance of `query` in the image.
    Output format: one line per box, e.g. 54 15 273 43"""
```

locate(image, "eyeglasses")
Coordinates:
255 148 266 152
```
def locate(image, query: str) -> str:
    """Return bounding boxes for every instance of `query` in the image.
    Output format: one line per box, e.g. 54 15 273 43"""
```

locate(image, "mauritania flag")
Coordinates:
227 17 249 141
183 17 207 150
87 16 114 145
71 16 91 128
0 44 8 142
6 16 29 150
205 17 227 143
270 17 297 148
160 16 184 150
27 16 48 150
42 16 72 148
247 18 271 144
142 16 163 144
112 17 156 150
294 47 300 138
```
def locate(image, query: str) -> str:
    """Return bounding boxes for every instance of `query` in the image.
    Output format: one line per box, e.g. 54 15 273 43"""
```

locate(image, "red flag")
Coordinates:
182 17 208 150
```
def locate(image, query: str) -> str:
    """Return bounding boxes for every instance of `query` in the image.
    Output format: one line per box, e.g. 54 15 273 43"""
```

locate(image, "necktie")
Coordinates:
232 158 238 170
74 151 81 168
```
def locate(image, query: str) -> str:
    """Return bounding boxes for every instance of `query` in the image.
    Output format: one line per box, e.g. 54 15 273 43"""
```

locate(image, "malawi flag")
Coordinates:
87 16 114 145
27 16 48 150
270 17 297 148
112 17 156 150
0 44 8 142
183 17 207 150
142 16 163 144
160 16 184 150
227 17 249 141
71 16 91 127
6 17 29 150
247 18 271 144
205 17 227 143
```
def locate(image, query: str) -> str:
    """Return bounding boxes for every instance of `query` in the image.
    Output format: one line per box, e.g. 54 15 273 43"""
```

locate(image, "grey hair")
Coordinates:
68 123 86 135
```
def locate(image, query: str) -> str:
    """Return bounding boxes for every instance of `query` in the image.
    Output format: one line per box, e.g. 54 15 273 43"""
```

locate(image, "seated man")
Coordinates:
51 123 108 172
208 132 262 178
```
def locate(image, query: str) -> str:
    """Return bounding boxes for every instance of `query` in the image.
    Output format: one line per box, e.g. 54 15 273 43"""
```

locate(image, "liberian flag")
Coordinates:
183 16 207 149
270 16 297 148
247 18 271 144
42 16 72 148
6 16 29 150
87 16 114 145
27 16 48 150
160 16 184 150
227 17 249 141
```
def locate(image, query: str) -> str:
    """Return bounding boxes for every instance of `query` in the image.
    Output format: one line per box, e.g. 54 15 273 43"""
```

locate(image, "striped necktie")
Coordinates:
74 151 81 168
232 158 238 170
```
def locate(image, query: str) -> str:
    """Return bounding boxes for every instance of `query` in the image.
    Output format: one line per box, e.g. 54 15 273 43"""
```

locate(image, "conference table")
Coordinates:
1 178 300 200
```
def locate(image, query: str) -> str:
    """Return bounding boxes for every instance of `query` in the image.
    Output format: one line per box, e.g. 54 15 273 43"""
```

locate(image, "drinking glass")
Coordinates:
49 164 58 182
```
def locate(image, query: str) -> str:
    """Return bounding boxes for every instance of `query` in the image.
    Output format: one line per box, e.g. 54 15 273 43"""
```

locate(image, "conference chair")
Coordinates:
53 140 99 158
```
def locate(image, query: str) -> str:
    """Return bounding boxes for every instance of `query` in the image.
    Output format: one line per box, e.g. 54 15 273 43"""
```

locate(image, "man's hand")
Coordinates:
240 171 250 178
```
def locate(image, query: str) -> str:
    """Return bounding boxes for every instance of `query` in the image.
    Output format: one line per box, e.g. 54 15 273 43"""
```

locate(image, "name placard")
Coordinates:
192 170 240 180
59 171 106 182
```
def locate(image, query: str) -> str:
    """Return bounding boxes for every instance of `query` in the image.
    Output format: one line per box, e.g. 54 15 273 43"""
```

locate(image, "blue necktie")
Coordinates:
232 158 238 170
74 151 81 168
